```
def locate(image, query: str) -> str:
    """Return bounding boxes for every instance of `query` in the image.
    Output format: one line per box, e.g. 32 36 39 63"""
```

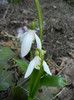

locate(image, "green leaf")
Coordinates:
8 0 20 4
13 0 20 4
0 69 14 86
13 58 28 72
12 86 28 100
40 75 67 87
0 47 14 81
35 0 43 43
8 0 11 3
28 97 33 100
0 47 14 64
29 69 40 98
0 64 3 77
0 82 9 91
0 47 14 89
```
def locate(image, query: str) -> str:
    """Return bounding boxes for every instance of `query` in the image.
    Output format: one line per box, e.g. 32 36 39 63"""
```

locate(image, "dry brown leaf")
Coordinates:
4 40 15 49
67 51 74 58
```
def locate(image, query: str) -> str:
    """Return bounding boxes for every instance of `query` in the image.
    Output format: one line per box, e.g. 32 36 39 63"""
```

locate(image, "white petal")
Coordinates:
21 31 34 57
43 61 52 75
34 56 41 70
35 34 41 49
20 31 28 42
17 28 28 42
24 58 35 78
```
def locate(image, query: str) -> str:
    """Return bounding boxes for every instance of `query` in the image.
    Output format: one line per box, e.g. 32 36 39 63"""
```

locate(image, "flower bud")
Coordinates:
35 50 39 56
40 49 46 59
41 49 46 56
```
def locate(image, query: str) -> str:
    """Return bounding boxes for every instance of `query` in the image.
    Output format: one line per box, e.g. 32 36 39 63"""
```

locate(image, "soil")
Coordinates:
0 0 74 100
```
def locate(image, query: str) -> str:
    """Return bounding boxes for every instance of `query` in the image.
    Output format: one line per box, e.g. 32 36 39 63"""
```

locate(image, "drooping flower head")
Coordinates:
24 56 52 78
20 29 41 57
24 49 52 78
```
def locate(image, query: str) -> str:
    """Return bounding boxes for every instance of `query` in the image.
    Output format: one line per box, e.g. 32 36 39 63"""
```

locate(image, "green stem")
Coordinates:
30 51 33 60
35 0 43 45
40 29 42 45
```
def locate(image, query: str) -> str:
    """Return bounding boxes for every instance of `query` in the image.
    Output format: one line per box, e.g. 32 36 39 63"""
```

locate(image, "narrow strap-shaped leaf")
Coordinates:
13 58 28 72
40 75 67 87
35 0 43 43
29 69 40 98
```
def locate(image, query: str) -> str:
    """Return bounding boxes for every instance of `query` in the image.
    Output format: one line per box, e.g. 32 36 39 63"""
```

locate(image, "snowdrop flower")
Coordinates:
24 56 52 78
21 29 41 57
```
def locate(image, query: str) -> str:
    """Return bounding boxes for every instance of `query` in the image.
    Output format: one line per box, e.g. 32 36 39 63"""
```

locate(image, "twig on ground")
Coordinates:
1 31 17 41
50 87 65 100
57 64 68 75
3 4 11 20
57 57 71 75
51 59 59 67
10 20 29 27
16 77 30 87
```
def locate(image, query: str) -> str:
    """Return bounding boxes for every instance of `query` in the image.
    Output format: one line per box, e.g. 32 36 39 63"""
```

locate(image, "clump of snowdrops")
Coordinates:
14 0 67 100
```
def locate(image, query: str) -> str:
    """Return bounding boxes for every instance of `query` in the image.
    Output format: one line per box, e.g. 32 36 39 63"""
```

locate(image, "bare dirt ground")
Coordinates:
0 0 74 100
